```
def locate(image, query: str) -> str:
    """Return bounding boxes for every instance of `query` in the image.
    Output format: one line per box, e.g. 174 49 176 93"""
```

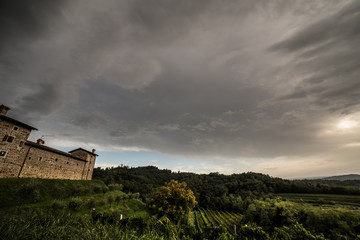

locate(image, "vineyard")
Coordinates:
190 209 243 233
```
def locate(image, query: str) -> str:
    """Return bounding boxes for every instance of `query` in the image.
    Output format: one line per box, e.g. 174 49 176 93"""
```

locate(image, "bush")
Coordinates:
131 193 140 199
51 200 65 213
87 198 96 209
107 195 114 205
108 184 123 191
93 185 108 193
98 199 106 206
115 195 122 204
236 223 270 240
68 197 83 211
71 185 91 196
18 181 41 203
51 184 65 198
272 222 320 240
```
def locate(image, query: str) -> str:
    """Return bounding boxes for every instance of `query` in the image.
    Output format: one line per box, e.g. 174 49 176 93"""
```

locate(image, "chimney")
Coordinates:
36 139 45 145
92 149 96 154
0 105 10 116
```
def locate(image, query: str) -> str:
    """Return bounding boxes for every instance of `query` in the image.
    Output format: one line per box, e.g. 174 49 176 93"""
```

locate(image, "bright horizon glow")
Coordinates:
336 118 358 130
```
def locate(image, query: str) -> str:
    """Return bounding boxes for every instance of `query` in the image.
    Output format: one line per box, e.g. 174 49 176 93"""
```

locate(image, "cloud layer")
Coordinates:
1 0 359 177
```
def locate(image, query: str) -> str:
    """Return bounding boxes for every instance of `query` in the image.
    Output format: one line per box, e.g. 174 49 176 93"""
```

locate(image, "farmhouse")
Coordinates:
0 104 97 180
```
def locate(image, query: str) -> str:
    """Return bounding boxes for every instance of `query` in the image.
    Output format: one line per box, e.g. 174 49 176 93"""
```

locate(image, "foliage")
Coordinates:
68 197 83 211
236 223 270 240
0 178 107 208
107 194 114 205
93 166 360 210
51 200 65 213
152 180 197 220
87 198 96 209
1 166 360 239
17 180 41 203
108 183 123 191
1 185 360 239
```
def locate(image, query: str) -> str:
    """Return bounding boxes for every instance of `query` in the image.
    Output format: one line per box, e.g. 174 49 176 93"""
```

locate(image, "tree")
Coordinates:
152 180 197 220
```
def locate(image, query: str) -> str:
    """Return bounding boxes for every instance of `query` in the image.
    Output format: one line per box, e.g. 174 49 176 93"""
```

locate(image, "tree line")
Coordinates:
93 165 360 210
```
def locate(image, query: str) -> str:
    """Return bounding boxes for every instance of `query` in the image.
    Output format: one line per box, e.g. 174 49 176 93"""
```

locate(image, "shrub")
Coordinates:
18 181 41 203
98 199 106 206
51 200 65 213
71 185 90 196
115 195 122 204
236 223 270 240
272 222 319 240
93 185 109 193
87 198 96 209
51 184 65 198
93 185 103 193
107 195 114 205
108 184 123 191
68 197 83 211
131 193 140 199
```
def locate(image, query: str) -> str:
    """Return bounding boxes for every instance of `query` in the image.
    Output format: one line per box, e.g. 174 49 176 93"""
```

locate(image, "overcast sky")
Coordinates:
1 0 360 178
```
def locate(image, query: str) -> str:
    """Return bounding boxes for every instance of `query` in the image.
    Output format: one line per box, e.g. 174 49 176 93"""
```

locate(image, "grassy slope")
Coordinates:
0 178 108 208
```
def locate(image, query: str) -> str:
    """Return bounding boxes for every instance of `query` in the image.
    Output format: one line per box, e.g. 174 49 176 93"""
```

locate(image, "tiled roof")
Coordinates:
25 141 88 162
0 115 38 130
69 148 98 156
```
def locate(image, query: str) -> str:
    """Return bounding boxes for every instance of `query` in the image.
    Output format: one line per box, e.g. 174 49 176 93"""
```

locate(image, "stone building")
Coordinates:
0 104 97 180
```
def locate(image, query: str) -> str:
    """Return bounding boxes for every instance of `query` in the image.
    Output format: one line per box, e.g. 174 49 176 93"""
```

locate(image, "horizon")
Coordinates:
1 0 360 179
92 162 359 180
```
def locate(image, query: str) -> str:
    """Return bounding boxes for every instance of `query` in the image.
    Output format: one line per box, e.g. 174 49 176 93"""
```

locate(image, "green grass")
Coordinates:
0 212 170 240
0 178 108 208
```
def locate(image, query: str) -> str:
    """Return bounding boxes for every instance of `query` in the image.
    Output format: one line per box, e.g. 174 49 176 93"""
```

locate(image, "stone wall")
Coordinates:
19 145 88 180
70 149 96 180
0 116 96 180
0 119 31 177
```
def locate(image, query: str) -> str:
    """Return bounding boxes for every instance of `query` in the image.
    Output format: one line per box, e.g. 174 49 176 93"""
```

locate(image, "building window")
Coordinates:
39 157 42 161
19 141 24 147
2 135 8 141
0 151 7 157
55 158 58 162
67 161 69 164
13 126 18 131
3 135 14 143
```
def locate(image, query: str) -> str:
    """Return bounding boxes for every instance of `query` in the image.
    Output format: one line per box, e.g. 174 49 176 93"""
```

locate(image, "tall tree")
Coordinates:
152 180 197 220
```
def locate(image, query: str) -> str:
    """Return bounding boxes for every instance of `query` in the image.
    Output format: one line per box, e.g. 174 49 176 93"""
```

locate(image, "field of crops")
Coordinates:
278 193 360 207
191 209 243 233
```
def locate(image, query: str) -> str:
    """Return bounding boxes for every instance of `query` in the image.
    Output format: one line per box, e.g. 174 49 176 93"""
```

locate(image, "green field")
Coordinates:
278 193 360 208
192 209 243 233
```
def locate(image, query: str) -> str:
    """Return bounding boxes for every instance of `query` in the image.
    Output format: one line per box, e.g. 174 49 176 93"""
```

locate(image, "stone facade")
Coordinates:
0 105 97 180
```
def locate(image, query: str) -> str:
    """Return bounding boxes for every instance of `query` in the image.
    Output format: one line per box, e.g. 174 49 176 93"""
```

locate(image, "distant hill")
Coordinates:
322 174 360 181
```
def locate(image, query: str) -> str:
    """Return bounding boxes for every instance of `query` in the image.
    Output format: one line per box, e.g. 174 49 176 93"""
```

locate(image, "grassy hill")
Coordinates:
0 178 108 208
1 171 360 239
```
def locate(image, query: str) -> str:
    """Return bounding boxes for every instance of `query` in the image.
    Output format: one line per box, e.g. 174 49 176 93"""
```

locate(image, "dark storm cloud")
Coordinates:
271 0 360 112
1 0 360 176
0 0 68 52
71 111 108 128
270 1 360 52
17 82 61 117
